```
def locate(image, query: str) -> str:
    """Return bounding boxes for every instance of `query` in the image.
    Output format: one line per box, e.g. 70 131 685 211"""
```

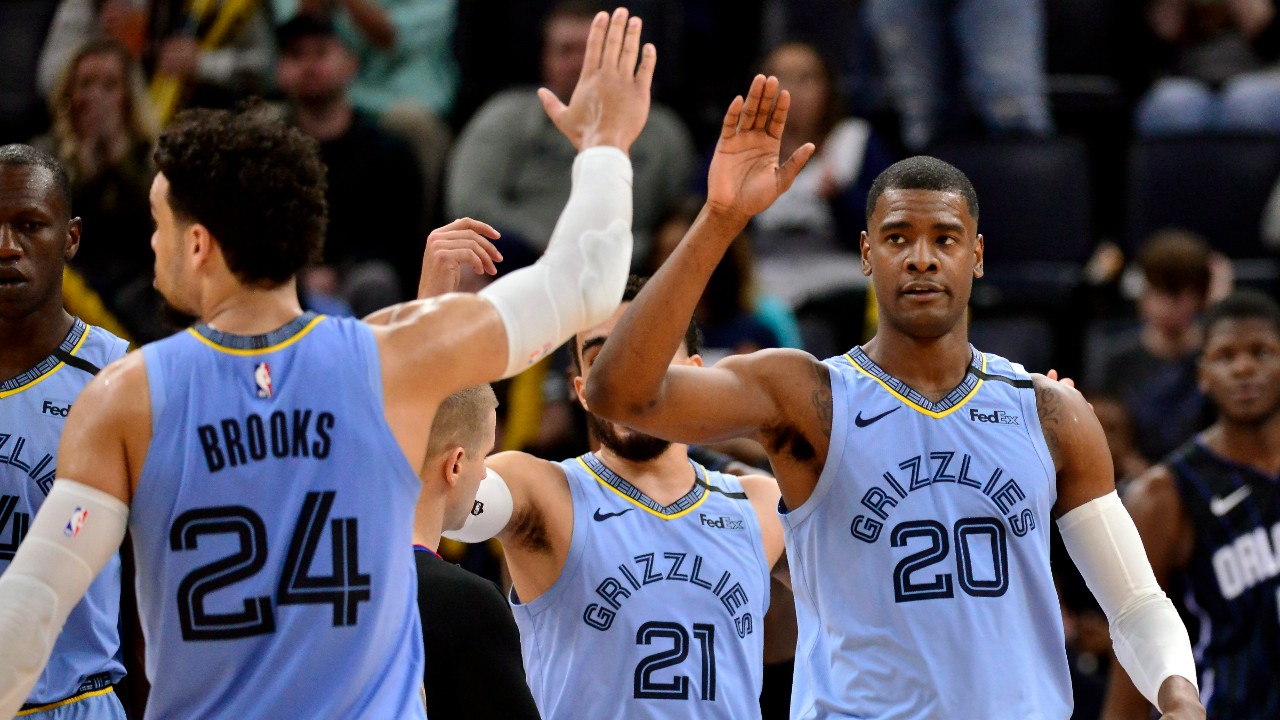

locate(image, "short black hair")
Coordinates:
865 155 979 224
0 144 72 212
569 275 701 373
276 12 339 52
1203 290 1280 339
154 104 327 287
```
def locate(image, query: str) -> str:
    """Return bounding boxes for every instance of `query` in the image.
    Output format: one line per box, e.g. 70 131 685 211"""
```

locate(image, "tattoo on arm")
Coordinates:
1035 382 1063 468
812 361 833 439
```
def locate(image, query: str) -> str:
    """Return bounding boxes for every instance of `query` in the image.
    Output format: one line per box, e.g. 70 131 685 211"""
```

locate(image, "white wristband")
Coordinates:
1057 491 1198 708
443 468 513 543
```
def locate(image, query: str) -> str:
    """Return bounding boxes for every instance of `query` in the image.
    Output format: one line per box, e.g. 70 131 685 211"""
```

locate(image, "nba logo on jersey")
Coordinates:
254 362 273 398
64 506 88 538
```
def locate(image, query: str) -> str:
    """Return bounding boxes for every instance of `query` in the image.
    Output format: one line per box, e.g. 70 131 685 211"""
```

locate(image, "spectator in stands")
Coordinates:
275 13 426 316
447 0 695 267
1137 0 1280 135
744 40 893 307
1093 229 1222 462
866 0 1054 151
276 0 459 119
649 197 801 360
33 38 169 341
38 0 150 99
146 0 275 121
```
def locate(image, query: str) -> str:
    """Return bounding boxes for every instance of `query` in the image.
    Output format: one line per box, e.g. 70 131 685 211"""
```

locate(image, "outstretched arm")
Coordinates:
1037 377 1203 719
586 75 823 503
378 8 653 406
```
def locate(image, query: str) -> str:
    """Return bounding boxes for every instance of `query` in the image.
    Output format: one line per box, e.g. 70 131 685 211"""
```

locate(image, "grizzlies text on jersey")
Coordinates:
0 318 128 713
512 453 770 719
782 346 1071 719
130 313 426 719
1167 439 1280 718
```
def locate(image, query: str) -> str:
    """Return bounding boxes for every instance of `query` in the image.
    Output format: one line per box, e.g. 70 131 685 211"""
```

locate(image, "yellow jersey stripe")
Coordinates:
0 325 92 400
186 314 326 356
17 686 115 716
843 352 987 419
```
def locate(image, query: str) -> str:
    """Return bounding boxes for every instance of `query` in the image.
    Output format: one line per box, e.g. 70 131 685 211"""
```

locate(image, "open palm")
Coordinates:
707 75 816 220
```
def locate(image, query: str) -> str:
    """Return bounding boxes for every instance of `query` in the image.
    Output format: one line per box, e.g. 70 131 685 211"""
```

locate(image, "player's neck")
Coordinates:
0 306 74 384
595 443 695 505
412 485 446 551
861 325 973 403
198 278 306 336
1205 415 1280 476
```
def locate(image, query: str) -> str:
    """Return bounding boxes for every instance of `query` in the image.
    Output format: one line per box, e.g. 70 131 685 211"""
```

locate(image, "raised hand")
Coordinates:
417 218 503 298
706 75 816 224
537 8 655 153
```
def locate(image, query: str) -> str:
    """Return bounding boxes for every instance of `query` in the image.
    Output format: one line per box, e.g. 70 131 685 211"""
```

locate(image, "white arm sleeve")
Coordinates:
1057 491 1198 709
479 146 633 379
0 480 128 716
443 468 513 544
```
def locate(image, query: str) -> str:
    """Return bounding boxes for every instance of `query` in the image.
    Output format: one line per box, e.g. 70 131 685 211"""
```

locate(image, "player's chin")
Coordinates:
892 307 961 339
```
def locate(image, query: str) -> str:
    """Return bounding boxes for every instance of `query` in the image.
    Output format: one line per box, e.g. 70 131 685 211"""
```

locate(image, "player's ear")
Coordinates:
573 374 590 412
64 217 82 261
860 231 871 276
973 233 984 278
444 447 465 488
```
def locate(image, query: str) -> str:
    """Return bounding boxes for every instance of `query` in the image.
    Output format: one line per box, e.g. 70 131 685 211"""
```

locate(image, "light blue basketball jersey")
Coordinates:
512 453 771 720
783 346 1071 719
0 319 128 710
131 313 426 719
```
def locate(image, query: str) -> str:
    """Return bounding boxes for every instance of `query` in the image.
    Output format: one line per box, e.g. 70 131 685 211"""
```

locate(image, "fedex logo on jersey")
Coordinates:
969 408 1019 425
254 363 273 399
41 400 71 417
700 514 745 530
64 506 88 538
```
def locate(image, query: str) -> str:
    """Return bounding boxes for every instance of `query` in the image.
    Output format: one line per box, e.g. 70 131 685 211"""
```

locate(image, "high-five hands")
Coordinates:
706 74 816 224
537 8 656 153
417 218 504 298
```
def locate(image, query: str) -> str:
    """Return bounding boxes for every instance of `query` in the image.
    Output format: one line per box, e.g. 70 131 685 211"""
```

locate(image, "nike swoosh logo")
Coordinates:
1210 486 1253 517
593 508 634 522
854 407 901 428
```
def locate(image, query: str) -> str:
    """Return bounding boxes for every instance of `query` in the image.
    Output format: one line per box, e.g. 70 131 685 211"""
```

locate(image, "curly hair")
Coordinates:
154 104 327 286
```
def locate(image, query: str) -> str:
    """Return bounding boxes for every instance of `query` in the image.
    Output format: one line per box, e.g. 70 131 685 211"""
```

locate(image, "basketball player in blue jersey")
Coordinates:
1103 290 1280 719
434 275 786 720
0 8 655 718
587 74 1205 719
0 145 129 719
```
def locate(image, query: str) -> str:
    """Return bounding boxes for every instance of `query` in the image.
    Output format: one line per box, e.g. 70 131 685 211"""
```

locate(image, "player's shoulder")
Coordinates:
67 349 150 429
714 347 825 383
487 450 566 484
736 472 781 503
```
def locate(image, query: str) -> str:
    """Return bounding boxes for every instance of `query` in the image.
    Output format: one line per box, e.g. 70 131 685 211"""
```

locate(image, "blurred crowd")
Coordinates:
3 1 1280 717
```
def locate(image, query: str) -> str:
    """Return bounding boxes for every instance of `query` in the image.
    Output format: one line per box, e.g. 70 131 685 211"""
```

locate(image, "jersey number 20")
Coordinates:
892 517 1009 603
169 491 370 641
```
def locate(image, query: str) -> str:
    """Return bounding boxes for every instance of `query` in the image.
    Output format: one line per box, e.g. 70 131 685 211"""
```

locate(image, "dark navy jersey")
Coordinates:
1167 439 1280 718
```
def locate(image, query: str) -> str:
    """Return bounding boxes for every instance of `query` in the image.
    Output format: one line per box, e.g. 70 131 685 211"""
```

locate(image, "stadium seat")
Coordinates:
1126 135 1280 259
928 137 1094 308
